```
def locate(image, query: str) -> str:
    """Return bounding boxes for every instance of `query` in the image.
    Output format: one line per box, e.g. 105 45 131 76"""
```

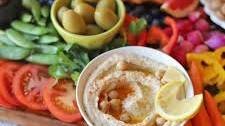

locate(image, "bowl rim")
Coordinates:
76 46 193 126
51 0 126 38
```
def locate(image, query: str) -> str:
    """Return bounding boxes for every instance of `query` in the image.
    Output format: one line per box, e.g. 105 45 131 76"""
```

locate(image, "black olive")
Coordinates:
0 0 22 28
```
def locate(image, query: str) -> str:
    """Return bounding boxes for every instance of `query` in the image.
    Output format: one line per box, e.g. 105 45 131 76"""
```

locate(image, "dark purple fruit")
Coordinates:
0 0 22 28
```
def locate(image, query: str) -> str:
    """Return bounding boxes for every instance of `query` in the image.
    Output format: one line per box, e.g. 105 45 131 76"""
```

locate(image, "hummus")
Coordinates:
83 54 168 126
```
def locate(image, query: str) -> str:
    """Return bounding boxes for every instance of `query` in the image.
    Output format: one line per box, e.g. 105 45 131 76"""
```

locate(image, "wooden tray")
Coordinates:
0 108 87 126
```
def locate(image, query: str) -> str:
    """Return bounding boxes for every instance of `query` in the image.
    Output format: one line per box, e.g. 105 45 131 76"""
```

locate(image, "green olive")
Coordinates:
62 10 86 34
57 6 69 23
74 3 95 24
71 0 85 9
84 0 99 3
96 0 116 12
95 8 118 30
86 24 104 35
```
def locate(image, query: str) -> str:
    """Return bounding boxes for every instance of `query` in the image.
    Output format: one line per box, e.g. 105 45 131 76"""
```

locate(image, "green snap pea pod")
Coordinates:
0 34 16 46
31 0 41 22
23 34 39 41
0 45 31 60
11 20 49 35
21 13 32 23
26 54 59 65
6 29 36 48
22 0 33 9
38 35 59 44
37 18 47 27
41 6 50 18
0 30 4 34
35 45 59 54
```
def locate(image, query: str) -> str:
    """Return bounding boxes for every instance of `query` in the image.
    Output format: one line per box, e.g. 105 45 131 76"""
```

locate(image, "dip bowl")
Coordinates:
76 46 194 126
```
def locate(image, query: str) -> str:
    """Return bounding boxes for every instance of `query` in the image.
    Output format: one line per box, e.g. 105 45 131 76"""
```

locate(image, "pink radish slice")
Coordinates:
187 30 204 46
194 44 209 53
195 19 210 32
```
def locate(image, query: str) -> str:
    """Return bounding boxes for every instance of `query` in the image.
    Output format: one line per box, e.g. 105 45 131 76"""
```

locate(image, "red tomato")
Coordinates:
13 64 49 110
43 78 82 123
0 97 14 109
0 62 23 106
0 59 7 65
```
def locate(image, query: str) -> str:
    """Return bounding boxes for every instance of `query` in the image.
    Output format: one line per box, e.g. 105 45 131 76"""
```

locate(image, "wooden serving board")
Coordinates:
0 108 87 126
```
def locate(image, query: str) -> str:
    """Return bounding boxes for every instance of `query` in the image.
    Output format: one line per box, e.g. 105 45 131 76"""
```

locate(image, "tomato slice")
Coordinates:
43 78 82 123
13 64 49 110
0 62 23 107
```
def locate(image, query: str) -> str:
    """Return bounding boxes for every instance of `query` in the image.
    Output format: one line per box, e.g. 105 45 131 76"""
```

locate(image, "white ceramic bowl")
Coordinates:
200 0 225 30
76 46 194 126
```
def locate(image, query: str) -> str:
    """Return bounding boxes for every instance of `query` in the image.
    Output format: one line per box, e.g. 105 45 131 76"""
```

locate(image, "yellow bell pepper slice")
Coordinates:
215 91 225 103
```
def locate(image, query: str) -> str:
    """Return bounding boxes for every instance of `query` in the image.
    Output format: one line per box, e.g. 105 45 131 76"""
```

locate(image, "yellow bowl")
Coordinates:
51 0 126 49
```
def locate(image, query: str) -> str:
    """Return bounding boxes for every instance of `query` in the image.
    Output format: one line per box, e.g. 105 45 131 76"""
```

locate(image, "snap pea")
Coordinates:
35 45 59 54
38 35 59 44
22 0 33 9
0 45 31 60
6 29 36 48
37 18 47 26
41 6 50 18
0 34 16 46
31 0 41 22
26 54 59 65
23 34 39 41
11 20 49 35
0 30 4 35
21 13 32 23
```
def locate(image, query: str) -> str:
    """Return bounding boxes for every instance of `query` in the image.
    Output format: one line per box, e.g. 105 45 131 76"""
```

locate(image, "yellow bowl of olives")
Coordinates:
51 0 126 49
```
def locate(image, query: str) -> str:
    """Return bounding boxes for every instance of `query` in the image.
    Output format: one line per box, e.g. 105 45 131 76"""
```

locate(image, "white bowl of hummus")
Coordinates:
76 46 194 126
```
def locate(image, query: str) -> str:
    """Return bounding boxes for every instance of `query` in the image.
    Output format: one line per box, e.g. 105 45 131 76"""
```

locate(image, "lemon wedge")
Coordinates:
161 67 186 83
155 81 203 121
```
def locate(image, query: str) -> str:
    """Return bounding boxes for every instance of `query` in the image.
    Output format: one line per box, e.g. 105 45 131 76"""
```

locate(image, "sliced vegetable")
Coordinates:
162 17 178 54
0 62 23 106
43 78 82 122
137 30 147 46
205 33 225 50
31 0 41 22
21 13 33 23
188 61 203 94
26 54 59 65
214 91 225 103
187 30 204 46
41 6 50 18
147 26 169 46
13 64 49 110
0 34 16 46
11 20 49 35
204 90 225 126
191 104 213 126
0 45 31 60
6 29 36 48
194 44 209 53
38 35 59 44
35 45 59 54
